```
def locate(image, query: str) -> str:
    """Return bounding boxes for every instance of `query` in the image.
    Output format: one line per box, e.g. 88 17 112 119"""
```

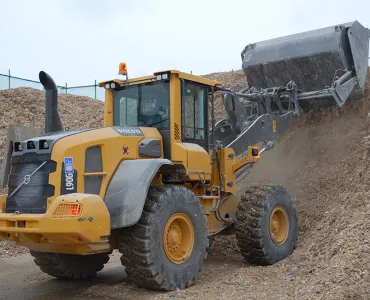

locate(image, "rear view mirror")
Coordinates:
224 93 235 112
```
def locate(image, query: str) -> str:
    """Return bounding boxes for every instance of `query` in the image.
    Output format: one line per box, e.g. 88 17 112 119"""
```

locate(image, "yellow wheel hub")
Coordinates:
164 213 194 264
269 206 289 245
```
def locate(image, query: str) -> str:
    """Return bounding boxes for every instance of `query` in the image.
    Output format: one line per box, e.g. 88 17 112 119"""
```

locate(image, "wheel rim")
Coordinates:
163 213 194 264
269 206 289 245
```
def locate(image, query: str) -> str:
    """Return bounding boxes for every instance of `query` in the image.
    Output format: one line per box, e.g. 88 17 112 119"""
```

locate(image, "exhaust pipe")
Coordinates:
39 71 64 133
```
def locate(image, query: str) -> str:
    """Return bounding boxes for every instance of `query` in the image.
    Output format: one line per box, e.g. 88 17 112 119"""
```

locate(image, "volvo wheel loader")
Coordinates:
0 20 368 291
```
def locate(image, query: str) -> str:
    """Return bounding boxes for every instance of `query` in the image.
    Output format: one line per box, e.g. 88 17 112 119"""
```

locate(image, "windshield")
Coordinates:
113 81 170 129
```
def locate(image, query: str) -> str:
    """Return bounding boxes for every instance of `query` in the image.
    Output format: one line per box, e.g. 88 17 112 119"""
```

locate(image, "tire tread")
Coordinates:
118 185 208 291
30 250 110 280
235 184 298 265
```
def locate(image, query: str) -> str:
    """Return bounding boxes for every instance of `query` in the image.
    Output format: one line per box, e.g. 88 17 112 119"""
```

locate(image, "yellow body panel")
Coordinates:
48 127 162 207
0 194 110 254
183 143 211 181
157 70 222 87
232 146 261 172
0 194 6 213
220 148 237 194
104 89 113 127
198 192 239 235
99 70 221 89
171 143 188 165
99 74 156 88
169 72 184 162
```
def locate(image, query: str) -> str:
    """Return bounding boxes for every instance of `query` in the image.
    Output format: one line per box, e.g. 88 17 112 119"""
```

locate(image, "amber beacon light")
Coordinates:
118 62 128 75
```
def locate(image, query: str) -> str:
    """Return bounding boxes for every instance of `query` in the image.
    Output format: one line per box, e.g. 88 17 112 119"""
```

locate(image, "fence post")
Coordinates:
94 80 97 99
8 70 10 89
65 83 67 94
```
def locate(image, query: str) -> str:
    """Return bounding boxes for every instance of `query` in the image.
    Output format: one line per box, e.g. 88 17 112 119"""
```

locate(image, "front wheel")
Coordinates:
118 185 209 291
235 185 298 265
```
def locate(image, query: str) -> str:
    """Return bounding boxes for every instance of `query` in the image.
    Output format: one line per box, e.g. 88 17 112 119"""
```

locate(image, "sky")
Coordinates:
0 0 369 86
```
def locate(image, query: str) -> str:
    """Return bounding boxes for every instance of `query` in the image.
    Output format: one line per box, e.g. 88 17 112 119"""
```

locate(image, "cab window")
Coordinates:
181 80 208 145
113 81 170 129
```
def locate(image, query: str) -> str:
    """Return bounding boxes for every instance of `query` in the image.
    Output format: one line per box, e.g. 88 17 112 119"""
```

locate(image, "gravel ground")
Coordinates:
0 240 29 258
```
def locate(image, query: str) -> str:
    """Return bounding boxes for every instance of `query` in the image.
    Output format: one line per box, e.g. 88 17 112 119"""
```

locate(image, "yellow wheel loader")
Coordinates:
0 20 369 290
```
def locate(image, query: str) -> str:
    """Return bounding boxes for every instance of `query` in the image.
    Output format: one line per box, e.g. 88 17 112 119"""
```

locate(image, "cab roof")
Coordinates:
98 70 222 88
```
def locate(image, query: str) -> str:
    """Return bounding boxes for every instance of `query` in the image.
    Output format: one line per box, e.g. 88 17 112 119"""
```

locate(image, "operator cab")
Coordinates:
99 67 222 159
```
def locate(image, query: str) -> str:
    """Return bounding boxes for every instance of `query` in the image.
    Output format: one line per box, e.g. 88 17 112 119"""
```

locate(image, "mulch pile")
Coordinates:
203 69 248 121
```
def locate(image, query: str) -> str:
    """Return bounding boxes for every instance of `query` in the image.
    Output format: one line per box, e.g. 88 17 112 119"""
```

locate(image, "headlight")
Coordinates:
156 73 169 80
27 141 35 149
14 142 23 152
105 83 116 89
39 140 49 150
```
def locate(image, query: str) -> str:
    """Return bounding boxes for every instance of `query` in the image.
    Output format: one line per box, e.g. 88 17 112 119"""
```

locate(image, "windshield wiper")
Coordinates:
128 118 169 127
146 118 170 127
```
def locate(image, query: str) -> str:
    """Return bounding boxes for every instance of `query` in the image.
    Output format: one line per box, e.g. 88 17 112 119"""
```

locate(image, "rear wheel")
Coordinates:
235 185 298 265
118 185 208 291
30 250 110 279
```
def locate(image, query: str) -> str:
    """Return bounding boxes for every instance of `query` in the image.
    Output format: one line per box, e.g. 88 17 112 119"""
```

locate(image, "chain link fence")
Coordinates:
0 70 105 101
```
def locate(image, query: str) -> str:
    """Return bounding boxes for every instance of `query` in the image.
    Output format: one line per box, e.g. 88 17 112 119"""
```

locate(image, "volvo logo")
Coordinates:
24 175 31 185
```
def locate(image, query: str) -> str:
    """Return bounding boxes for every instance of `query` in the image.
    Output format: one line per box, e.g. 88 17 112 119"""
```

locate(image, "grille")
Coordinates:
174 123 180 140
6 153 56 214
52 203 82 218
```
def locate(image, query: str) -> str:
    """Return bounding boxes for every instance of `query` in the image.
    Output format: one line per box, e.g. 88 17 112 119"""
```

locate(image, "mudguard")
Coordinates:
104 159 173 229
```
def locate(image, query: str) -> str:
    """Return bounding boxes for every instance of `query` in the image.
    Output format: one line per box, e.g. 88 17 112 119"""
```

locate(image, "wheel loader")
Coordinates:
0 20 368 291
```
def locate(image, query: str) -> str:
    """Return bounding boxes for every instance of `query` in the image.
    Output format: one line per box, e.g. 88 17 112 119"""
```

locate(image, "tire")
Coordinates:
30 250 110 279
235 185 298 265
118 185 208 291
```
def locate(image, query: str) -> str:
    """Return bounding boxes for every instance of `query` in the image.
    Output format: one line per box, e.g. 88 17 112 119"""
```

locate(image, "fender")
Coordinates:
104 159 173 229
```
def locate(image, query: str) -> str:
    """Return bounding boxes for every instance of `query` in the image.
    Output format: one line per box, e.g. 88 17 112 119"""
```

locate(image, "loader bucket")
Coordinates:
241 21 370 103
